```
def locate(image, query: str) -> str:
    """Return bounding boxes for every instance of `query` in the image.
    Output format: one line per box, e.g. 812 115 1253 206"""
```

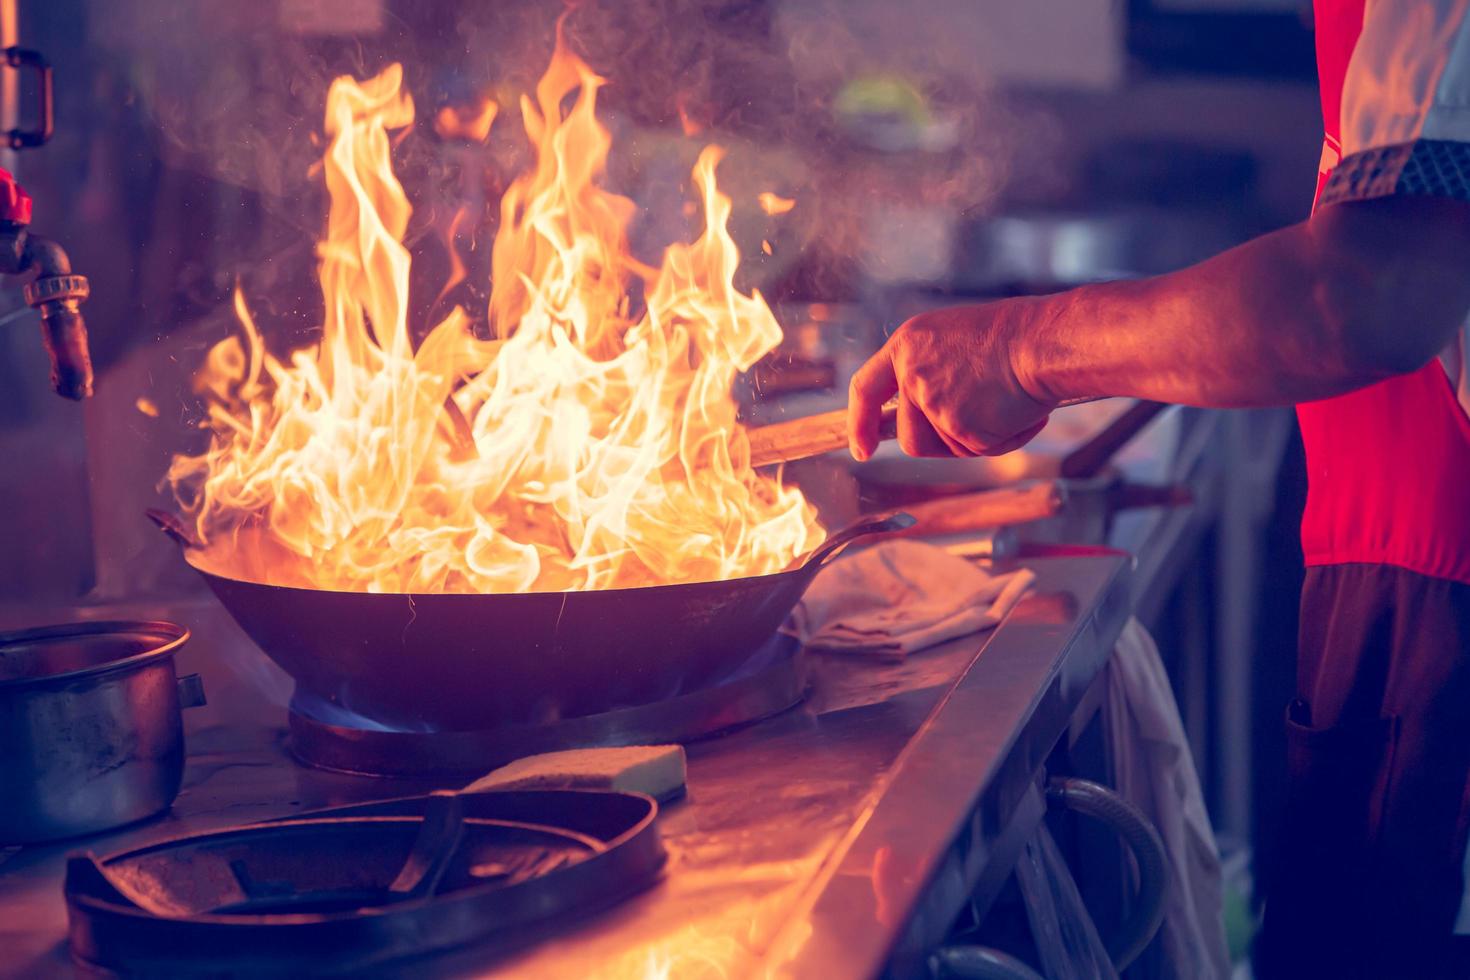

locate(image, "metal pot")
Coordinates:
0 621 206 844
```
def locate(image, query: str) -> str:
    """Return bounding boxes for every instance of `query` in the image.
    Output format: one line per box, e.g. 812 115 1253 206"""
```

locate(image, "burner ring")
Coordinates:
288 634 807 779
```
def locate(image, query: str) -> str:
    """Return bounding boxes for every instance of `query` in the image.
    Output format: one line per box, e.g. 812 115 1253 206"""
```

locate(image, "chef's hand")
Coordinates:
847 302 1055 461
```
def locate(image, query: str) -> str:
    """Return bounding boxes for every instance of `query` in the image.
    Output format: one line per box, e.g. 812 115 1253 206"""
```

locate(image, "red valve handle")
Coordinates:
0 168 32 224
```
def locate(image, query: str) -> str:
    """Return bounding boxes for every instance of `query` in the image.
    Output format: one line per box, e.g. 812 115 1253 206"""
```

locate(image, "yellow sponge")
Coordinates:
462 744 688 801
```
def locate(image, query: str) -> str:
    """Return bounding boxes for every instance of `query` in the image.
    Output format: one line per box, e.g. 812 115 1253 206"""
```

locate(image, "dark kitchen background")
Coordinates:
0 0 1317 963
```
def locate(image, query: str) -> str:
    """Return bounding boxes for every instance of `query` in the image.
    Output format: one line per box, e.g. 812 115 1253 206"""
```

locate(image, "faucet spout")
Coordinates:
0 168 93 400
22 247 91 400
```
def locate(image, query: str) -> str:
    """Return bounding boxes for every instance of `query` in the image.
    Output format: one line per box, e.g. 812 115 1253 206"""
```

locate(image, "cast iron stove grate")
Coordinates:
64 789 664 975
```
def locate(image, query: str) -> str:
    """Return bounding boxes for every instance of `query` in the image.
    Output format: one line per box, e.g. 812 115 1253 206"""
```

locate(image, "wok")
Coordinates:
149 510 912 732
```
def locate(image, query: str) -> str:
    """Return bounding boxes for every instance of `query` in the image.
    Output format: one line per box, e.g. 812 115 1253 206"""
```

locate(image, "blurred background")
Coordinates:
0 0 1318 963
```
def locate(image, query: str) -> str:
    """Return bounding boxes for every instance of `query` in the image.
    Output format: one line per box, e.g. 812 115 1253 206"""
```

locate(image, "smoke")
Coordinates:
54 0 1047 609
88 0 1034 322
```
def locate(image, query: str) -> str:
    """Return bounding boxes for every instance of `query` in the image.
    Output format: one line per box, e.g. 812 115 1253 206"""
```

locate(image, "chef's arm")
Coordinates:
1015 195 1470 408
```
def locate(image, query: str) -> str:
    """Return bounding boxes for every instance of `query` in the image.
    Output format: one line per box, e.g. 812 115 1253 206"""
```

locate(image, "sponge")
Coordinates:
462 744 688 801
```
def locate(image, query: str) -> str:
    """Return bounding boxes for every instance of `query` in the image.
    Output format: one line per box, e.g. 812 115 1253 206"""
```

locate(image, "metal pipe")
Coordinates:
1 0 16 177
22 229 71 274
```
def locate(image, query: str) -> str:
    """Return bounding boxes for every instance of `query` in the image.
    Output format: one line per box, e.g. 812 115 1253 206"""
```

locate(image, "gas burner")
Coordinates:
287 633 806 778
65 789 664 975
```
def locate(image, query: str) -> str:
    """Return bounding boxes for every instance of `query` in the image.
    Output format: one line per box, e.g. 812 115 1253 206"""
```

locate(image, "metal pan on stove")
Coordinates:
149 510 912 733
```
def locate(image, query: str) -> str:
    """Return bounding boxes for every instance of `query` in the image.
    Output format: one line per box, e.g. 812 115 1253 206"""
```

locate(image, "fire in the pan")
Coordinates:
167 28 823 594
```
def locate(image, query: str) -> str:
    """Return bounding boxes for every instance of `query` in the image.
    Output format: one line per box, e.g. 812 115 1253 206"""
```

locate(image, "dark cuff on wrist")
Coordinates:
1320 139 1470 206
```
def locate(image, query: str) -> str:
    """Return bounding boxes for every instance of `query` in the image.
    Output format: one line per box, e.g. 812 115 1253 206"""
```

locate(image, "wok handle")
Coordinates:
804 511 916 569
747 403 898 468
748 394 1112 469
146 508 199 550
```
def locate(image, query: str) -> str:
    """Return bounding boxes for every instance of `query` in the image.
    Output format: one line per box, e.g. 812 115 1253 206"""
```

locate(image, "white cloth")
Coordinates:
1105 619 1230 980
1339 0 1470 158
787 539 1035 660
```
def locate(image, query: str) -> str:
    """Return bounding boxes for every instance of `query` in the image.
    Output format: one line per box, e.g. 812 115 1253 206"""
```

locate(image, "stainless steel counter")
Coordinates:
0 552 1130 979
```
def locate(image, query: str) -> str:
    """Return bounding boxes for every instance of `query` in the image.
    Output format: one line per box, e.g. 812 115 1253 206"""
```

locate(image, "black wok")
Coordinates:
149 511 912 732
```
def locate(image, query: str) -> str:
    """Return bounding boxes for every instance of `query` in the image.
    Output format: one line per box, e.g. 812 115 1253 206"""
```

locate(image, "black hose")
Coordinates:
1046 776 1168 972
930 945 1047 980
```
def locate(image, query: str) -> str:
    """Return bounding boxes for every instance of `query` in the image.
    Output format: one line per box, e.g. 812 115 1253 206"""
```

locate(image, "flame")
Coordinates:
434 95 498 142
757 192 795 216
135 397 160 418
429 202 474 317
676 93 704 137
168 30 822 594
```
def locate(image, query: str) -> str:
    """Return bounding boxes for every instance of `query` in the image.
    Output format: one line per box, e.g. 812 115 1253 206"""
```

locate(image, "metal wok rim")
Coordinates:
182 547 809 598
175 512 913 598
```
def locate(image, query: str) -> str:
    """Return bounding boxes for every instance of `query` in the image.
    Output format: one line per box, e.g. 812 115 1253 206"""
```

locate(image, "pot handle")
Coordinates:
803 511 916 569
177 673 207 710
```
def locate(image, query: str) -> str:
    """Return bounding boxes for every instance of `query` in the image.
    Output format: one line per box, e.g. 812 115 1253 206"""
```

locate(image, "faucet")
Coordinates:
0 167 91 399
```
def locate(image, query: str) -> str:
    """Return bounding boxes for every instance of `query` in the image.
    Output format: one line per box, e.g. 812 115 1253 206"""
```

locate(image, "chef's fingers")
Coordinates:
897 394 955 457
848 347 898 461
977 417 1049 457
926 411 986 457
927 413 979 457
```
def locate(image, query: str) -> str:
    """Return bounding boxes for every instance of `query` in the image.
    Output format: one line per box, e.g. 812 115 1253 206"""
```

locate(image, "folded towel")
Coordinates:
788 539 1035 660
463 745 688 801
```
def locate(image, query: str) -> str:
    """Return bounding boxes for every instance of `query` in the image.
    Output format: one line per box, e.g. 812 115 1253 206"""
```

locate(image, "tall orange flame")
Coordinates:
168 33 822 594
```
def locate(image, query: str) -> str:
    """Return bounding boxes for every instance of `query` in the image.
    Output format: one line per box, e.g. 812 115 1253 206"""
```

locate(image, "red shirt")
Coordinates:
1300 0 1470 586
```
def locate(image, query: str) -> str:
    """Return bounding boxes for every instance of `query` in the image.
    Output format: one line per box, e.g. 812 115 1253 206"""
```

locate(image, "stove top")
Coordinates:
0 554 1130 979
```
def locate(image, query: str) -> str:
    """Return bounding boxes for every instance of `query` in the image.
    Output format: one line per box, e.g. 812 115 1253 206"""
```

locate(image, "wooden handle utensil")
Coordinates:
746 396 1167 472
746 404 898 468
897 481 1065 536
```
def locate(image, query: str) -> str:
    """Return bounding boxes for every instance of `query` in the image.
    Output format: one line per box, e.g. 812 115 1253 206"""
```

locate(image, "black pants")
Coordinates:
1257 564 1470 979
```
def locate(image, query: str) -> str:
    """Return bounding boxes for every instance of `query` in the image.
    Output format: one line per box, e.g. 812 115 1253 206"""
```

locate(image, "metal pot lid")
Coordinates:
65 789 665 975
0 620 189 690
